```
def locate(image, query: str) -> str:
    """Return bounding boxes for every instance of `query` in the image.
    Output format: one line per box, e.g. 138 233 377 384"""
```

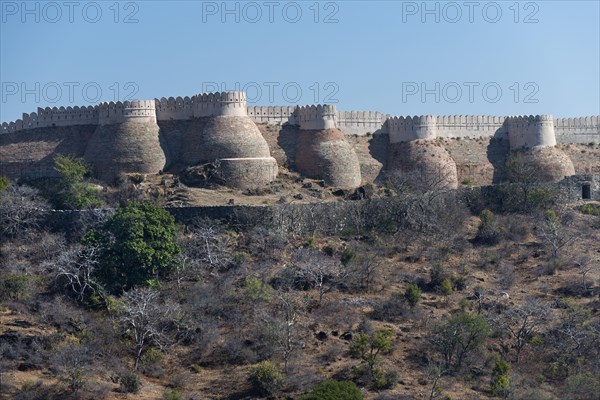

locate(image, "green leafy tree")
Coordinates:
429 312 490 371
90 201 180 293
300 380 363 400
350 329 393 377
53 155 101 209
405 283 422 308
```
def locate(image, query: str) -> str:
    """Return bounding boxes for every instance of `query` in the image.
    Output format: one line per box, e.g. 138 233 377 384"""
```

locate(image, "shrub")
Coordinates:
404 284 422 308
562 373 600 400
233 251 251 265
244 277 274 301
474 209 502 245
439 279 453 301
341 247 355 266
139 347 164 378
579 203 600 216
490 359 511 397
372 368 399 390
1 275 31 301
0 176 10 192
120 371 141 393
462 178 475 186
350 329 393 377
53 155 102 209
300 380 363 400
162 389 182 400
248 361 283 396
372 292 408 322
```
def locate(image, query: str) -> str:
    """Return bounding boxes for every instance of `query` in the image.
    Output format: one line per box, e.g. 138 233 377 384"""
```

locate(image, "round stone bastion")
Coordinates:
295 128 362 188
84 120 166 182
182 115 272 165
514 147 576 182
387 140 459 189
216 157 279 189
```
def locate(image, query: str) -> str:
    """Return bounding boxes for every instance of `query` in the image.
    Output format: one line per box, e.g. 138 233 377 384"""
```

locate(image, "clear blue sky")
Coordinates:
1 0 599 122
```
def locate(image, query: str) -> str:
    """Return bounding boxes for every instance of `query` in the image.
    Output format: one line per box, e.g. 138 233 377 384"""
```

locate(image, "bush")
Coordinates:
341 247 355 266
373 368 399 390
244 277 274 301
371 292 408 322
120 371 141 393
139 347 164 378
490 359 511 397
473 209 502 245
404 284 422 308
248 361 283 396
562 373 600 400
579 203 600 216
428 312 490 371
0 176 10 192
300 380 363 400
162 389 182 400
53 155 102 209
439 279 453 300
462 178 475 186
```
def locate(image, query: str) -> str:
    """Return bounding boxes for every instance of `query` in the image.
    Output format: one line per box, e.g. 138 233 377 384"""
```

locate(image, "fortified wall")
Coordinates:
1 90 599 193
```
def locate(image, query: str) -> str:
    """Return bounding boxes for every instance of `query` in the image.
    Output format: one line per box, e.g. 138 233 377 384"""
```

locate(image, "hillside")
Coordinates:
0 174 599 400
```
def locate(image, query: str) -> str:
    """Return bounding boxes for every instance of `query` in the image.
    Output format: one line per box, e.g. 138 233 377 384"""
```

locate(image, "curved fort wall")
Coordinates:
1 90 599 188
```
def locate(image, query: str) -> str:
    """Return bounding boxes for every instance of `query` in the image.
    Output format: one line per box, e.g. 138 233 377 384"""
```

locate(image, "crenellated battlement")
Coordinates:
247 105 296 125
1 91 598 149
293 104 337 130
506 114 556 149
336 110 388 135
98 100 156 125
387 115 438 142
193 91 247 117
155 96 194 121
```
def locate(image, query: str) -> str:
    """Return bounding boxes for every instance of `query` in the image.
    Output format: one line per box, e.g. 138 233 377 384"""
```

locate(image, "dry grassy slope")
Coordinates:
1 204 598 399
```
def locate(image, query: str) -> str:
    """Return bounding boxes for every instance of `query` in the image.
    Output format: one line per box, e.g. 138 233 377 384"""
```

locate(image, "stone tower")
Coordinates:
181 91 278 188
84 100 166 182
294 104 362 188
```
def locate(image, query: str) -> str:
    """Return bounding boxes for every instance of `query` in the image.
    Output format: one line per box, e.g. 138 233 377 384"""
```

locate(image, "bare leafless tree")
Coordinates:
119 288 182 369
49 244 105 304
293 248 346 304
537 210 581 261
0 184 50 238
180 218 233 277
260 291 304 374
51 343 91 395
497 298 549 364
573 255 597 294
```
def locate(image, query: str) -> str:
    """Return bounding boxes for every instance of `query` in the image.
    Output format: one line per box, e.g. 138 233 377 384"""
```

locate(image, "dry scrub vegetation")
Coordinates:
0 168 599 400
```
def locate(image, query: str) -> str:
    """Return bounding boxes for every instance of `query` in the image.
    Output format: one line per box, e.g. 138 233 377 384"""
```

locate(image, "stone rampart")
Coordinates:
97 100 157 125
294 104 337 130
554 116 600 144
194 91 247 117
336 110 388 136
506 115 556 149
247 106 296 125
